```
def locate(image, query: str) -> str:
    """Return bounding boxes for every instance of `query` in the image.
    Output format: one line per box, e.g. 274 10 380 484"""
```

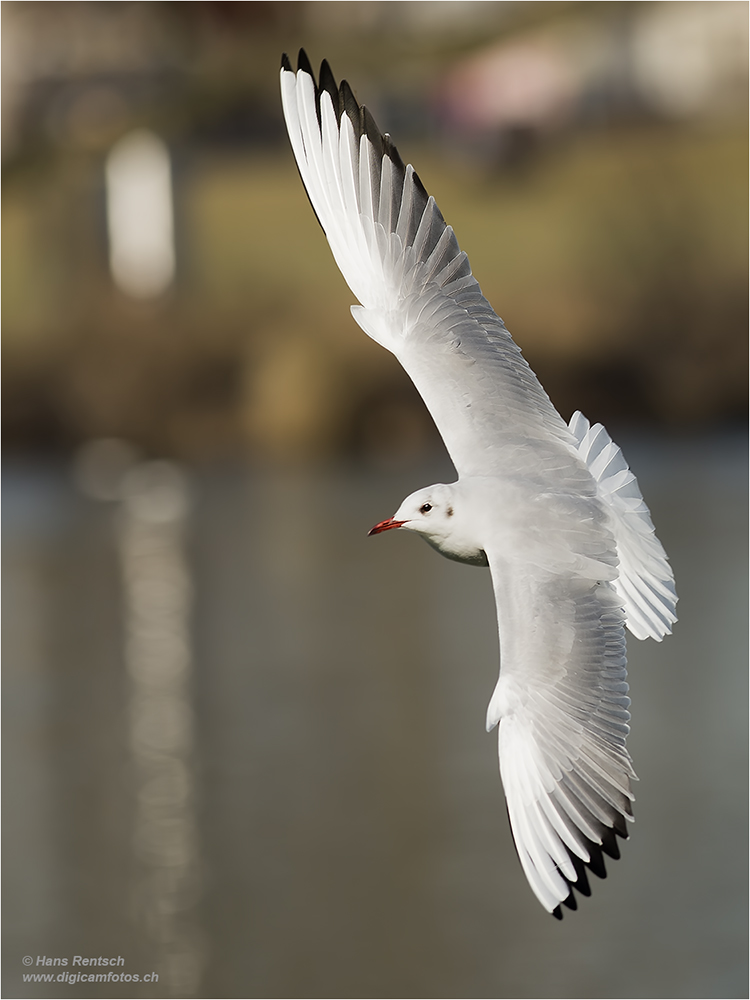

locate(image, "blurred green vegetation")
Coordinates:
2 3 747 462
5 121 746 460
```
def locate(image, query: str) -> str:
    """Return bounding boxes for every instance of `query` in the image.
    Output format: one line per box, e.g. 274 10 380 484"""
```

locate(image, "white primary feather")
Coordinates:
280 51 677 918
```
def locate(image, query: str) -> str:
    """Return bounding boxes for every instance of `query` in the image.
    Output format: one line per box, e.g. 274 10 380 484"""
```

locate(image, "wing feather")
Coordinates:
569 411 677 640
280 51 582 480
487 540 634 916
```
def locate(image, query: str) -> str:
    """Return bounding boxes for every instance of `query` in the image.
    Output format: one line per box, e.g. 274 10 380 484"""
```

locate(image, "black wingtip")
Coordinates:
319 58 338 108
552 822 631 914
586 843 609 880
338 78 360 134
602 825 624 859
505 791 633 919
412 168 429 200
570 855 592 897
360 104 384 159
297 48 313 77
285 53 408 182
561 891 578 912
281 52 417 244
611 812 629 841
383 133 406 173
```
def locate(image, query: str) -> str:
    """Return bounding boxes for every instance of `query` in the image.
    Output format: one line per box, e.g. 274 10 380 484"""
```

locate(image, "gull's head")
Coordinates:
368 483 488 567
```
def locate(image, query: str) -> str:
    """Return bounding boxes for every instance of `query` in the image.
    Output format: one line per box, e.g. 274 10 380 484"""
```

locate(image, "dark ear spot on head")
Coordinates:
446 506 454 517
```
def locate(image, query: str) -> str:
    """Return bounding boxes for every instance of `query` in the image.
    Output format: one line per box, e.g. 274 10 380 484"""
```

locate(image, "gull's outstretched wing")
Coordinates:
569 411 677 641
483 505 634 918
280 51 582 483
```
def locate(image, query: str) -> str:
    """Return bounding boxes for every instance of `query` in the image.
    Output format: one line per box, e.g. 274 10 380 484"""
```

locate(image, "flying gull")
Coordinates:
279 50 677 918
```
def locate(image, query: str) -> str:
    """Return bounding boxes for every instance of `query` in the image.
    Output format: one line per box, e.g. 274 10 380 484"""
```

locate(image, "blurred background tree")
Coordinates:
3 1 748 463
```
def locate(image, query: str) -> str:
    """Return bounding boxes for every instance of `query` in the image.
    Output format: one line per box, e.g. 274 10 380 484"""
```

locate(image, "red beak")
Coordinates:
368 516 406 536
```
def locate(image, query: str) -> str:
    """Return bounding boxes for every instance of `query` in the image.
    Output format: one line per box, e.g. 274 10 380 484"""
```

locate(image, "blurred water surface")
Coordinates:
3 431 747 999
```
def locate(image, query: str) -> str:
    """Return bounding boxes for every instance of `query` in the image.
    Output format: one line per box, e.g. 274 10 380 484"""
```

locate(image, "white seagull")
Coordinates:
280 51 677 918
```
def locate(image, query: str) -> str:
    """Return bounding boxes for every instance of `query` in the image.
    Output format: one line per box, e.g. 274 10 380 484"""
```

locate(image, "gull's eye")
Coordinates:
419 503 432 514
